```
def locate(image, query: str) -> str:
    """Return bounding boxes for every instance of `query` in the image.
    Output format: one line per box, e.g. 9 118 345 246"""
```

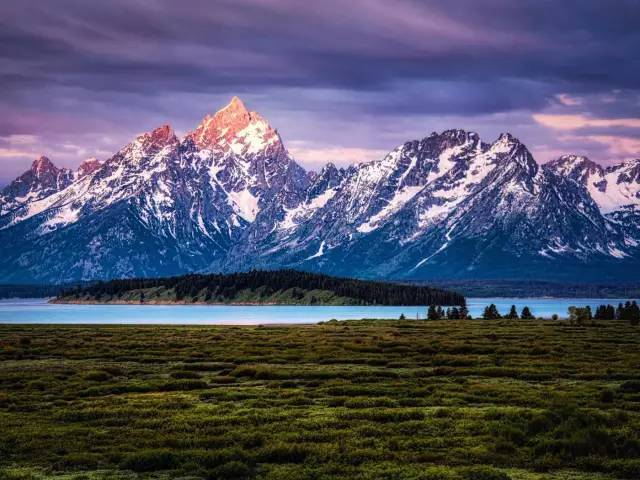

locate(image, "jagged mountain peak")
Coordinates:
76 158 103 178
0 156 74 217
546 154 640 214
31 155 59 176
547 155 604 181
187 97 284 156
2 107 639 283
421 129 480 152
492 132 523 151
120 124 179 161
434 129 479 141
305 162 344 201
142 124 178 148
485 133 538 177
608 157 640 175
320 162 339 174
216 95 249 119
610 159 640 190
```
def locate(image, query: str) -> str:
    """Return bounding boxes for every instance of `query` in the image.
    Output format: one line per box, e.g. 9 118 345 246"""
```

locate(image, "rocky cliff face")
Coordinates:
1 98 638 283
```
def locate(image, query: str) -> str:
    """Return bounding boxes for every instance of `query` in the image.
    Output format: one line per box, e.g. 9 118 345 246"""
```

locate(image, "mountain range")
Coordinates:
1 97 639 283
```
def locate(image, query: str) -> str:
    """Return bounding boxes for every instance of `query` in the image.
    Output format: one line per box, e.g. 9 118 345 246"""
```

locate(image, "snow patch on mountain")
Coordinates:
41 204 81 232
357 185 422 233
548 156 640 213
228 189 260 222
281 188 336 230
306 240 326 260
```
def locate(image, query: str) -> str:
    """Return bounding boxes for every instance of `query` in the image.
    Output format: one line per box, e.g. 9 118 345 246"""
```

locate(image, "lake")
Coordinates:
0 298 634 324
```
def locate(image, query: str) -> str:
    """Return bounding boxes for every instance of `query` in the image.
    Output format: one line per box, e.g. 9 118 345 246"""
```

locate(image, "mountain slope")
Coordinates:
0 98 308 282
0 97 638 283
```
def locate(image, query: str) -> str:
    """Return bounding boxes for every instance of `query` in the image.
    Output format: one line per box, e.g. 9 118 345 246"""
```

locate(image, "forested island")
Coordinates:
53 270 465 306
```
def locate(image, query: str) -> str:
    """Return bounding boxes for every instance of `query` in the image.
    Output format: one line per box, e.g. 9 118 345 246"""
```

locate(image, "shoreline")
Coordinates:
49 299 367 307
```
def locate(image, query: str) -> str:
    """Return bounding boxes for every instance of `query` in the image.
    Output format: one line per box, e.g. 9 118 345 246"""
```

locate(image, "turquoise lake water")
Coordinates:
0 298 635 324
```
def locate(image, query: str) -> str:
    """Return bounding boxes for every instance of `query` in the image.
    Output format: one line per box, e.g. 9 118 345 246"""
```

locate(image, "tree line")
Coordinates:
0 284 73 299
568 302 640 325
593 301 640 324
441 301 639 324
481 304 535 320
426 305 469 320
60 270 466 306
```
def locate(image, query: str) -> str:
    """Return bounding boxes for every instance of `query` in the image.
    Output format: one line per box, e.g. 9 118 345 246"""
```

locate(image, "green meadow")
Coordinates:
1 320 639 479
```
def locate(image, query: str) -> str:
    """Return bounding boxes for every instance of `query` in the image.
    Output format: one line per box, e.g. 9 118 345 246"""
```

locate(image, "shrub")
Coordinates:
212 375 236 384
170 370 202 379
0 467 40 480
121 449 177 472
206 460 252 480
600 389 615 403
55 452 103 469
619 380 640 393
84 370 112 381
101 365 124 376
159 380 209 391
190 448 248 468
459 466 511 480
610 459 640 478
258 442 312 463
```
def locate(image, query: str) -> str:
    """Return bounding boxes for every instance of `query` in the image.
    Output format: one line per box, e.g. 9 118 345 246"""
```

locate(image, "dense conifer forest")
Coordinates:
0 284 67 299
57 270 466 306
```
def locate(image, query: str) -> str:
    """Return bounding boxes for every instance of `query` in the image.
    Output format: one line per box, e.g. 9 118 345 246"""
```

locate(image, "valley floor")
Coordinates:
0 320 639 479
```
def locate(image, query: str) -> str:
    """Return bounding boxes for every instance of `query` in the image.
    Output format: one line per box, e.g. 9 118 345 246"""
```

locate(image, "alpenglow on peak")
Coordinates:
186 96 284 155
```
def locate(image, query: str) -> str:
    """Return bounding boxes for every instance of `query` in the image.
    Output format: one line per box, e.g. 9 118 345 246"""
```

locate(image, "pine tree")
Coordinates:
483 304 501 320
630 301 640 326
428 305 438 320
568 306 591 325
521 306 534 319
506 305 518 319
594 305 604 320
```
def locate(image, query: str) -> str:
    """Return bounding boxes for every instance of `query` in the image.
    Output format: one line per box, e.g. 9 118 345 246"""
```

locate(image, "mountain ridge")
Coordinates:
1 97 638 283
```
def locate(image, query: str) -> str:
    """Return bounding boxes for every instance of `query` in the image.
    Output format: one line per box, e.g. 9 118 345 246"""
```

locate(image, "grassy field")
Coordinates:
1 320 639 480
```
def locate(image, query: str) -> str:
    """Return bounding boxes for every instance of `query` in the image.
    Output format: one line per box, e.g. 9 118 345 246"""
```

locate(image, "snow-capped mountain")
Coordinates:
231 130 636 281
1 97 638 283
0 156 74 221
547 155 640 213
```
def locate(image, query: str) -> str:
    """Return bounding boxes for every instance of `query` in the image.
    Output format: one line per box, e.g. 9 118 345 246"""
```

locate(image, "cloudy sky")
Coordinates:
1 0 639 185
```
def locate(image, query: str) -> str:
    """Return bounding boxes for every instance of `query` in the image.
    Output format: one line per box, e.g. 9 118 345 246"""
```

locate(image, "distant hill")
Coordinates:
425 280 640 299
0 283 69 299
53 270 466 306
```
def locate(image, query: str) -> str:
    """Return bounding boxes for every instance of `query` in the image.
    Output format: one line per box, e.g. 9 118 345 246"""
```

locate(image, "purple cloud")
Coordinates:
1 0 639 184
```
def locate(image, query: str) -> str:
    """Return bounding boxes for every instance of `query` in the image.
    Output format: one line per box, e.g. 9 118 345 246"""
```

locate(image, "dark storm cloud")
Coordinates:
0 0 639 183
3 0 639 96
